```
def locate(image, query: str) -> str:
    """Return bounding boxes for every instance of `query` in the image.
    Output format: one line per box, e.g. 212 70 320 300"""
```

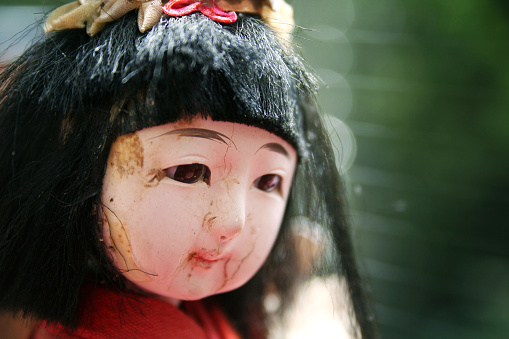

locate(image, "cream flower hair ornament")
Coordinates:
44 0 295 39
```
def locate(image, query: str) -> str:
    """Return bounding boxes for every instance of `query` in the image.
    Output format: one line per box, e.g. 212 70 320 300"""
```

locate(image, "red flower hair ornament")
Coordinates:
163 0 237 23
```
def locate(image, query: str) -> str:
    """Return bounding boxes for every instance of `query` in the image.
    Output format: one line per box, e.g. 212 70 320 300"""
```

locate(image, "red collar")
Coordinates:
31 285 240 339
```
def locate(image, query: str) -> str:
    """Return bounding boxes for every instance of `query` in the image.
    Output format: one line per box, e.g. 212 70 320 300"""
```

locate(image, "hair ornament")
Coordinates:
44 0 295 40
162 0 237 23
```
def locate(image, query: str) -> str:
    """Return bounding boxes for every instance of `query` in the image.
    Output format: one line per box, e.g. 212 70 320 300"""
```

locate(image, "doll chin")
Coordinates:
126 265 256 304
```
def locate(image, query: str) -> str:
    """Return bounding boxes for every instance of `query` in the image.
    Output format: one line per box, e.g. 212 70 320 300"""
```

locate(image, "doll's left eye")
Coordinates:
166 164 211 185
253 174 282 193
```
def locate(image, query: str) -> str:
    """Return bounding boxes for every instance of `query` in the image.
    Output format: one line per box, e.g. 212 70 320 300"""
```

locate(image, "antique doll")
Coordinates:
0 0 376 338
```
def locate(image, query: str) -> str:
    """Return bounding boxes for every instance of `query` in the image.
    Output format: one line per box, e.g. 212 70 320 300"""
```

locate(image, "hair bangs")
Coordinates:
33 13 314 153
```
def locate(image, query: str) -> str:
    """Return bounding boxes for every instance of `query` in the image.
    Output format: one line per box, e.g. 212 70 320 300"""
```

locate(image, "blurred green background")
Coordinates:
1 1 508 338
294 1 509 338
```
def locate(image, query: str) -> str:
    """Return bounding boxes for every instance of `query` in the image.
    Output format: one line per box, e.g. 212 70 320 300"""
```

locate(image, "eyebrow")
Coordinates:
149 128 237 149
256 143 290 158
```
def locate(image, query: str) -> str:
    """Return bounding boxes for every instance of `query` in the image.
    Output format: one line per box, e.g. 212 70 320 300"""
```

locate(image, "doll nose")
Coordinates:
213 214 244 242
208 184 245 242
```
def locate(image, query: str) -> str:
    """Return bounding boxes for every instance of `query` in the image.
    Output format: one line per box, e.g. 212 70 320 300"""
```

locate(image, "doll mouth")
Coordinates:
188 250 229 269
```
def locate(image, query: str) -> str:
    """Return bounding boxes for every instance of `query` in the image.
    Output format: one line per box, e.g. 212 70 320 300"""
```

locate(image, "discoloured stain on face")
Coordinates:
108 133 144 178
145 168 167 187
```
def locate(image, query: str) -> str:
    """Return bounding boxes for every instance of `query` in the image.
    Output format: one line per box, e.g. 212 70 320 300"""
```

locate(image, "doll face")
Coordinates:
100 118 297 303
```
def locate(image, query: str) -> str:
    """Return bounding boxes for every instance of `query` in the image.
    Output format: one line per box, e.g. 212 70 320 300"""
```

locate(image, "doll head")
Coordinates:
101 118 297 303
0 4 376 338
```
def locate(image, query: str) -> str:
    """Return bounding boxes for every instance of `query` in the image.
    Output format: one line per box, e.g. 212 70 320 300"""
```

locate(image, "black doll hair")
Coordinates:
0 12 376 338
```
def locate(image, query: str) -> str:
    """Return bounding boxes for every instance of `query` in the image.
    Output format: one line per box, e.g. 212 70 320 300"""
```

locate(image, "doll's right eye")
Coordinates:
165 164 211 185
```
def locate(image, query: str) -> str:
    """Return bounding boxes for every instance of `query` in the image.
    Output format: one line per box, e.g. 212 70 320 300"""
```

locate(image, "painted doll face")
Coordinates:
100 118 297 304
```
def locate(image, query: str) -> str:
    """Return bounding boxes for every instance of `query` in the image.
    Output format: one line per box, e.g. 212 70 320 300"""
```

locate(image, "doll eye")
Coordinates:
166 164 211 185
254 174 282 193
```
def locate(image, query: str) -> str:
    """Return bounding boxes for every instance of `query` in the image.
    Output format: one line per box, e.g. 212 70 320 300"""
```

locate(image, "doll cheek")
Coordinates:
108 133 144 178
101 206 153 283
100 132 152 282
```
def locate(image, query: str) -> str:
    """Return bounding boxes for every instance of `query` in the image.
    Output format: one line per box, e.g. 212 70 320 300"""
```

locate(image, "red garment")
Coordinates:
30 285 240 339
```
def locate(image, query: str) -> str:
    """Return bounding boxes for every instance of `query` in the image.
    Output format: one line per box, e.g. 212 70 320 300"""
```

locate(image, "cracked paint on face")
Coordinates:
100 118 297 304
101 209 154 284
